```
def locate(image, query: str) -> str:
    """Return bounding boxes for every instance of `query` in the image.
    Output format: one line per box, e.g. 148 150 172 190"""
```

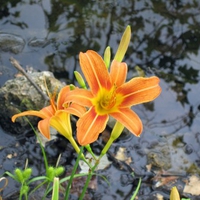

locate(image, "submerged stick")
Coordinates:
10 57 49 102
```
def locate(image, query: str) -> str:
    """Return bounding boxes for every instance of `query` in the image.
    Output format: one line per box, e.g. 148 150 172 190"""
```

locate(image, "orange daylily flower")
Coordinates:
12 86 86 150
64 50 161 145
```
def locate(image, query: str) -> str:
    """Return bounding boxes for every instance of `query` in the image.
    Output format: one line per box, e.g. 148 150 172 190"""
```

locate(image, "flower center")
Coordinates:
92 85 123 115
99 86 116 110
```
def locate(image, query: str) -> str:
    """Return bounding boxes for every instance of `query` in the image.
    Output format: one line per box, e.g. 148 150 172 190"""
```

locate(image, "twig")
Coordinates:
10 57 49 102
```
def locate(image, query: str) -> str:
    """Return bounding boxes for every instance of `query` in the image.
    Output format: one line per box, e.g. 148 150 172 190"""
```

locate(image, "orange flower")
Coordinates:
12 86 86 153
64 50 161 145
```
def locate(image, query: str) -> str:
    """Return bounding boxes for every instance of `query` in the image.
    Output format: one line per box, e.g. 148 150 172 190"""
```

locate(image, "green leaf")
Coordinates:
52 177 59 200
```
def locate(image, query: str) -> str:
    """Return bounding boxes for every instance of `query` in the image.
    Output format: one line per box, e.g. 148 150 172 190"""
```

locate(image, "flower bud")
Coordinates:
46 166 55 182
20 185 29 195
170 187 180 200
74 71 87 89
14 168 23 183
55 166 65 177
104 46 111 69
23 168 32 181
114 25 131 62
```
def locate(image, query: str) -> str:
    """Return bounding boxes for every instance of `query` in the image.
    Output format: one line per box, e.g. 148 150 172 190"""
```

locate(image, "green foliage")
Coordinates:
46 167 55 182
52 177 59 200
46 166 65 182
13 168 32 184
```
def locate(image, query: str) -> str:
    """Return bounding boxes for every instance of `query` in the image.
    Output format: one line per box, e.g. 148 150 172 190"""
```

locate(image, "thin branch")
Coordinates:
10 57 49 102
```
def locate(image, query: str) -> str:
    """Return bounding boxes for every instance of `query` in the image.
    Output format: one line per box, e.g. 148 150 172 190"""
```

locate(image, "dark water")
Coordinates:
1 0 200 199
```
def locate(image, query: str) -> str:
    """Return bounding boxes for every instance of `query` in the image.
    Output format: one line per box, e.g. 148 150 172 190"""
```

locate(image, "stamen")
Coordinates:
100 85 116 110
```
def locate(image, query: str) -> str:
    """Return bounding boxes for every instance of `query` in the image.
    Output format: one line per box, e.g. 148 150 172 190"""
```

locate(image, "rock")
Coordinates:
0 33 25 54
0 71 65 134
28 38 50 48
147 146 171 170
146 132 200 172
146 138 171 170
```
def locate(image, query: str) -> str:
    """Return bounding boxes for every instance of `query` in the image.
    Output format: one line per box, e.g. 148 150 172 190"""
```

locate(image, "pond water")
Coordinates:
1 0 200 199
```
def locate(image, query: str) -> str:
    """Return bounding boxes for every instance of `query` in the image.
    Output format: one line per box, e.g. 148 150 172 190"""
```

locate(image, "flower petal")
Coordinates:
40 105 55 117
110 60 127 87
64 88 93 107
77 107 108 145
110 108 143 137
66 103 87 117
57 86 70 110
117 76 161 107
12 110 48 122
79 50 112 94
38 118 51 139
50 111 72 139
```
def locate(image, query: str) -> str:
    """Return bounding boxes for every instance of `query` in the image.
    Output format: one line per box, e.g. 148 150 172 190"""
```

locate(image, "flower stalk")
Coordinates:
100 121 124 157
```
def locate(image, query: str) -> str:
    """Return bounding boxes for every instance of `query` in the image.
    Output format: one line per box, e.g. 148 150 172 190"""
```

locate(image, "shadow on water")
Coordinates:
1 0 200 199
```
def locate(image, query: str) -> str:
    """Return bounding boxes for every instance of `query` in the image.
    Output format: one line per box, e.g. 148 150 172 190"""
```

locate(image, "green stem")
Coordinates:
29 179 48 195
130 178 141 200
38 134 49 171
64 146 84 200
68 138 92 168
27 119 48 171
19 192 22 200
68 137 83 157
78 160 99 200
25 192 28 200
100 121 124 157
100 137 114 158
42 181 51 200
78 121 124 200
85 145 97 160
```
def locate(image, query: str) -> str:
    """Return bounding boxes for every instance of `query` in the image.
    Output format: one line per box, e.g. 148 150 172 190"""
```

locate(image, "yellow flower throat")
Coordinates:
100 86 116 110
93 86 122 115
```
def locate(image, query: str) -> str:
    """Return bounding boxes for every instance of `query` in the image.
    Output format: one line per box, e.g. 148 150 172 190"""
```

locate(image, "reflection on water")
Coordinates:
1 0 200 199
